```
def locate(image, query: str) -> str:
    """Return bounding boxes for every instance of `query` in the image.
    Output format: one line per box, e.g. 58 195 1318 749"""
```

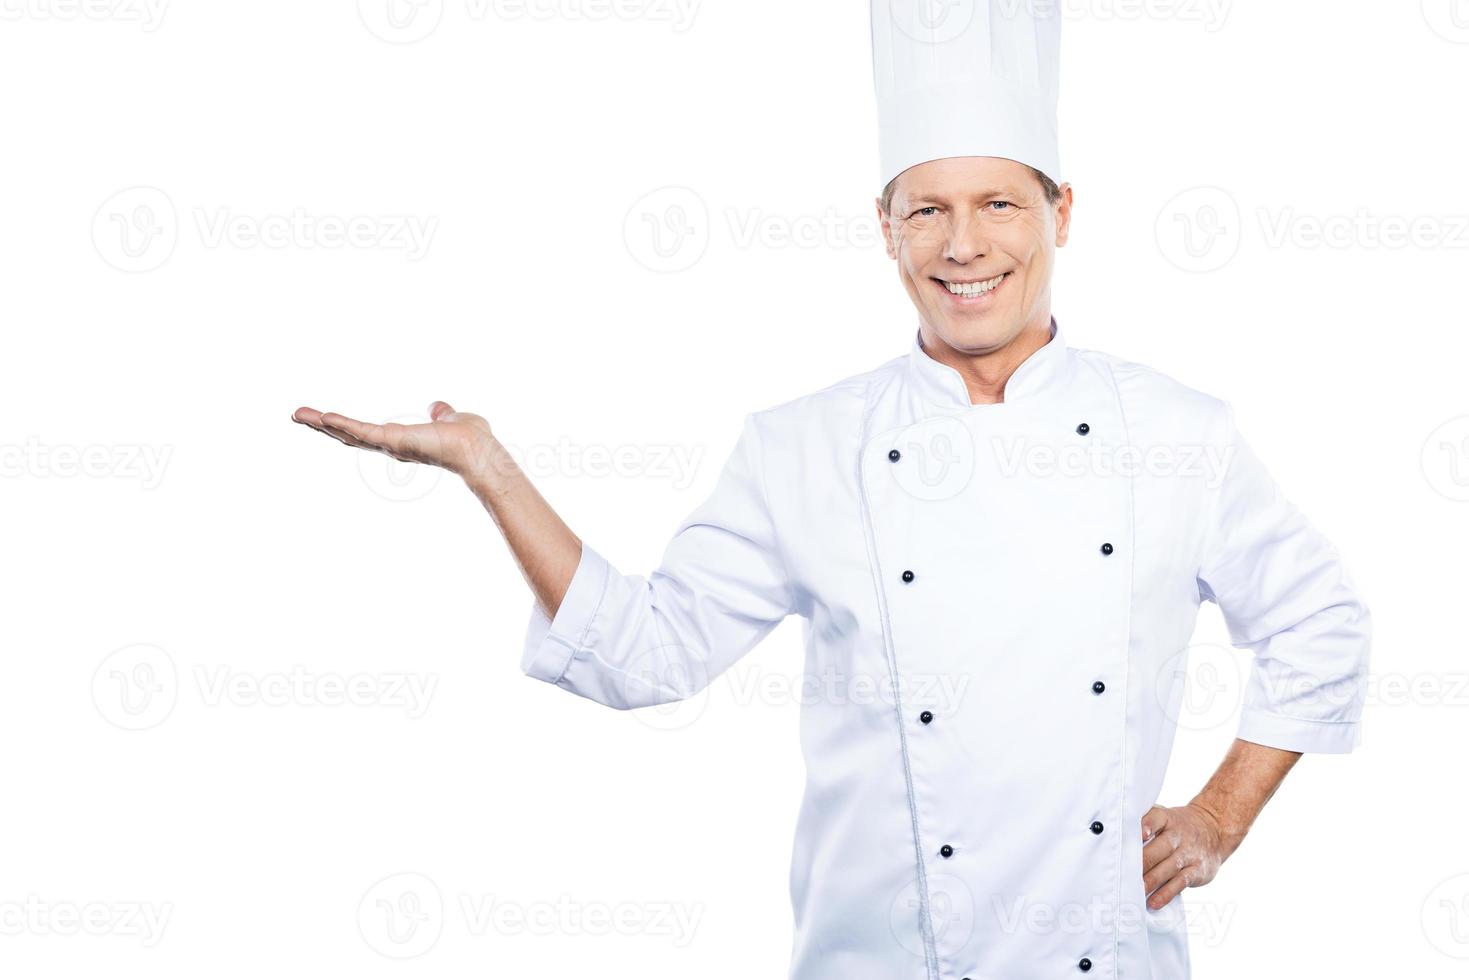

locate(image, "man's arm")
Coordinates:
293 401 582 619
1145 399 1371 907
293 401 796 710
1141 738 1301 910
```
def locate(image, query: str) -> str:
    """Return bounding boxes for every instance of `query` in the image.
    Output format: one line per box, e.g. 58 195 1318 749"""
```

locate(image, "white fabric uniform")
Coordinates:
521 319 1371 980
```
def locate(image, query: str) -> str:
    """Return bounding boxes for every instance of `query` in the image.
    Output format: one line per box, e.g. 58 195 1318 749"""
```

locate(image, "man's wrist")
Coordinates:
460 433 519 496
1186 796 1248 855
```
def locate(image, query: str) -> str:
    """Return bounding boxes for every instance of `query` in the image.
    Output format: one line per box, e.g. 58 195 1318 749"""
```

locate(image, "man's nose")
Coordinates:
943 213 990 264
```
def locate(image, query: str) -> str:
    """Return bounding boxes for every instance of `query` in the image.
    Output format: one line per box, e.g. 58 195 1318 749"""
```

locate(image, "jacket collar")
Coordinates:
905 316 1068 408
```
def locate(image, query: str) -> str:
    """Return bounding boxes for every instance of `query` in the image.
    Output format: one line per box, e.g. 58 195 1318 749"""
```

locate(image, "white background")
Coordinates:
2 0 1466 976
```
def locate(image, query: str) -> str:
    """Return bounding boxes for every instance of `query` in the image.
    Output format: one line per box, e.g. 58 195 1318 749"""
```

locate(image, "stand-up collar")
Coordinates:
905 316 1068 408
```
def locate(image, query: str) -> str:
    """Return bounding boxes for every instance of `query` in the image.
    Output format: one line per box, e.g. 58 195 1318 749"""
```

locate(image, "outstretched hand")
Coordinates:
292 401 495 477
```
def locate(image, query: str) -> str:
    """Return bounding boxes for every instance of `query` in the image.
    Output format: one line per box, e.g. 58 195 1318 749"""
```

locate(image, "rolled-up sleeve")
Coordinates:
520 413 795 710
1196 402 1372 754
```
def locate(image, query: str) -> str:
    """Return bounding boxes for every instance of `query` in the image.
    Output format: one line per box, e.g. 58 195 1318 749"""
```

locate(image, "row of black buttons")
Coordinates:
918 677 1102 727
898 538 1113 587
934 817 1104 861
887 421 1091 467
896 422 1097 979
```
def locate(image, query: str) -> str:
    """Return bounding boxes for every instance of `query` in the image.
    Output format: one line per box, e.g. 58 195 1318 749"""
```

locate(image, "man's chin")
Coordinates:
926 314 1019 356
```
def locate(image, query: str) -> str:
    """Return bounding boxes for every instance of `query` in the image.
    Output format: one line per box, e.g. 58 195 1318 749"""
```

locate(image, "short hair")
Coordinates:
879 164 1061 214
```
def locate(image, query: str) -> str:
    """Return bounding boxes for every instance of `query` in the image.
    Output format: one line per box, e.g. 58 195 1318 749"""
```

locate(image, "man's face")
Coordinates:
878 156 1071 356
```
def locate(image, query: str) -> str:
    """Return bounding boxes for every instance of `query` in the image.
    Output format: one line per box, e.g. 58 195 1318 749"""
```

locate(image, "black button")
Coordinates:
1090 821 1105 835
1079 958 1093 972
919 710 934 724
1092 681 1106 695
1076 422 1090 435
1100 542 1114 556
901 569 915 583
889 448 901 462
940 844 954 858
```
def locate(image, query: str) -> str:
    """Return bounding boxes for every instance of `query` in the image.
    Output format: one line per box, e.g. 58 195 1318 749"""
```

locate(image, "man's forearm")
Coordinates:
1187 738 1302 855
461 434 582 622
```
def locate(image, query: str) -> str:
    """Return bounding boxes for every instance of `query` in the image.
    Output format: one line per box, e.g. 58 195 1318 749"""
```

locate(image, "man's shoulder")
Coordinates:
1072 344 1230 425
747 354 904 430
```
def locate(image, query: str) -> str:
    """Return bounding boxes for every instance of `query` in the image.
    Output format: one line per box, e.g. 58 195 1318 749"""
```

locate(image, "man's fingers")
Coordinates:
429 400 456 421
319 422 387 455
1142 805 1168 842
319 412 396 451
1143 842 1187 895
1142 832 1176 876
295 407 401 457
1146 870 1190 911
296 407 456 466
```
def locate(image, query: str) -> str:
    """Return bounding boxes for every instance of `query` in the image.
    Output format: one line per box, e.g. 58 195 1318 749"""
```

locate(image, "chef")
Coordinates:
292 1 1371 977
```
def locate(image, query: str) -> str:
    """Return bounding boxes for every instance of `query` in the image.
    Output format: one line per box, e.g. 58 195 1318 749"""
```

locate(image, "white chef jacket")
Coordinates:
520 317 1371 980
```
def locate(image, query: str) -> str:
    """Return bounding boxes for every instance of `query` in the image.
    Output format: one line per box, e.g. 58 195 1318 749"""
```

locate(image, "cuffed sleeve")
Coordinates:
521 539 612 685
1197 402 1372 754
519 413 796 710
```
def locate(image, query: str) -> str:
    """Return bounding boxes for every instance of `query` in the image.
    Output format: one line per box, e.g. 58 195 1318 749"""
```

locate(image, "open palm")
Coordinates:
292 401 493 476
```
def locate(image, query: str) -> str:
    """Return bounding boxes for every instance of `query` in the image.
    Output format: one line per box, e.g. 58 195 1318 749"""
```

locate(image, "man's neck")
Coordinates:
919 316 1054 405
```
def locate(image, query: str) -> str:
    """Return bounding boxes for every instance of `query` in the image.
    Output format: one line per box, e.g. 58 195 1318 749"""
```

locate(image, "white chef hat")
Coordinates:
871 0 1062 191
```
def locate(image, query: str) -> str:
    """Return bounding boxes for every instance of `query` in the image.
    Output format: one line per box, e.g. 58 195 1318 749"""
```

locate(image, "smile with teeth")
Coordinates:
940 272 1009 298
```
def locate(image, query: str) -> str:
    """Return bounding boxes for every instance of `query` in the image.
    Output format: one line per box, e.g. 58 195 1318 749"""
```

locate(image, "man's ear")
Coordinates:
1053 183 1074 247
876 198 898 259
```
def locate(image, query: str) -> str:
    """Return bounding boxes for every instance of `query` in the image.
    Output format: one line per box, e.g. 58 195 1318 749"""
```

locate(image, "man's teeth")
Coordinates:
943 273 1007 297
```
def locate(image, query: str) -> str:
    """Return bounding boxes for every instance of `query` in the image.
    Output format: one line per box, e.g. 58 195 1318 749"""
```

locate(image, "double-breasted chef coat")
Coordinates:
521 317 1372 980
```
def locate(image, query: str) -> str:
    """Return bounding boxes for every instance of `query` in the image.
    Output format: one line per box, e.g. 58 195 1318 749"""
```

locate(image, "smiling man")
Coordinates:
884 154 1069 406
293 2 1370 978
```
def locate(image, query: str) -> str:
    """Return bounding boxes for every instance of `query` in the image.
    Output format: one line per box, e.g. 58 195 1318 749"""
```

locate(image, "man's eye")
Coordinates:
912 206 939 218
988 201 1014 212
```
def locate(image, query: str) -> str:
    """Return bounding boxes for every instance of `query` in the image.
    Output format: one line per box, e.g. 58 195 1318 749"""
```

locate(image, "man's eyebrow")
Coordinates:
903 186 1023 204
